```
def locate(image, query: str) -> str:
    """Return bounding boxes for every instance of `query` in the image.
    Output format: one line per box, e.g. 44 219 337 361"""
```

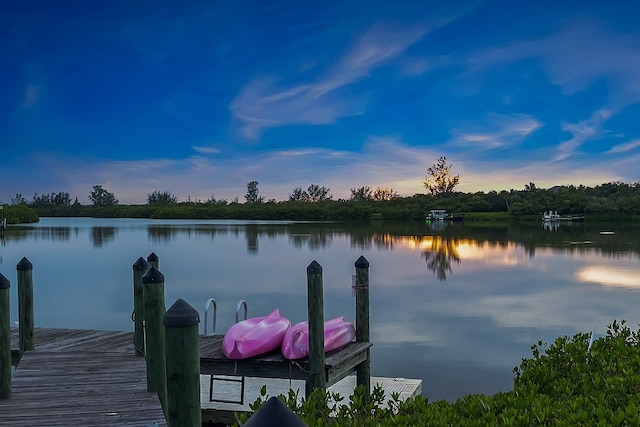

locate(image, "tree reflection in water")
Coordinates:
422 236 461 281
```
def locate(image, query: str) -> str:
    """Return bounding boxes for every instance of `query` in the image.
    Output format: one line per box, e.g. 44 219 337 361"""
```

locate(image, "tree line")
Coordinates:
3 157 640 221
5 180 640 222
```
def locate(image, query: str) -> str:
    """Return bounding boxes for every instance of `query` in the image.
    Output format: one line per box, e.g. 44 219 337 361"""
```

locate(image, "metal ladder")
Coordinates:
204 298 249 405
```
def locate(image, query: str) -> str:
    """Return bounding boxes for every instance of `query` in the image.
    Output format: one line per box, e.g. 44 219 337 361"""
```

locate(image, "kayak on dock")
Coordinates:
223 309 291 359
282 317 356 360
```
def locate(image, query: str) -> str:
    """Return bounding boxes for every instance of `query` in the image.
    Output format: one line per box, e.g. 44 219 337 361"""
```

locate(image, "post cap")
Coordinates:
355 255 369 269
244 396 307 427
164 298 200 327
306 260 322 274
133 257 150 271
17 257 33 271
147 252 159 263
0 273 9 289
142 266 164 284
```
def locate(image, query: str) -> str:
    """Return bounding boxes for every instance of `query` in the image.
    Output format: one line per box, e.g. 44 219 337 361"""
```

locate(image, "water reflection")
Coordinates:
421 237 461 281
90 227 116 248
3 218 640 402
246 225 258 254
576 266 640 289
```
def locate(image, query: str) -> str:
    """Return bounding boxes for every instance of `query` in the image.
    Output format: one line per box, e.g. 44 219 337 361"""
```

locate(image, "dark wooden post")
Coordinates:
354 255 371 394
143 266 167 412
16 257 34 354
164 298 201 427
132 257 150 356
147 252 159 270
0 273 11 399
306 260 325 396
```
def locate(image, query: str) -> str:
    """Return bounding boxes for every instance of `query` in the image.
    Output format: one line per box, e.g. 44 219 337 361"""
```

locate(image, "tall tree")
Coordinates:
11 194 27 205
372 187 398 201
350 186 372 201
423 156 460 196
289 187 309 202
147 190 178 204
306 184 331 202
245 181 264 203
89 185 118 206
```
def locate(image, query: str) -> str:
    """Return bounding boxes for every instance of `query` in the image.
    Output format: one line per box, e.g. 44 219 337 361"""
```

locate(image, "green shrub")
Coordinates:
2 205 39 224
234 321 640 426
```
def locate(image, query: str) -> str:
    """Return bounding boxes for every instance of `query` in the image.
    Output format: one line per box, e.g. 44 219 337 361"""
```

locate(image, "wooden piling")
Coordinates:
143 266 167 412
164 298 201 427
132 257 150 356
147 252 159 270
354 255 371 394
16 257 34 354
0 273 11 399
306 260 325 396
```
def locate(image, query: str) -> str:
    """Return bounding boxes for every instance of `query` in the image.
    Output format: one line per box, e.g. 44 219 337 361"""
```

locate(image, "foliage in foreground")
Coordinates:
235 321 640 426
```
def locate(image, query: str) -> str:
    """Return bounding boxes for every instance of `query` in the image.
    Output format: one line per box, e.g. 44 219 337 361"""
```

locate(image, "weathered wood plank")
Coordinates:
0 351 166 426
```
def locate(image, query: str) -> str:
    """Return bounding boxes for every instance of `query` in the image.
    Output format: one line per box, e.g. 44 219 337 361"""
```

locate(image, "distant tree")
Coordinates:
524 182 537 192
147 190 178 204
306 184 331 202
350 186 372 201
52 192 71 206
11 193 27 205
372 187 399 201
89 185 118 206
245 181 264 203
423 156 460 196
289 187 310 202
31 192 71 207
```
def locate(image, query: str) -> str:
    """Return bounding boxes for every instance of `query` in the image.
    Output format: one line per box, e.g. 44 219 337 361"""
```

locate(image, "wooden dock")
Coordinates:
4 328 166 426
1 351 166 426
5 327 421 425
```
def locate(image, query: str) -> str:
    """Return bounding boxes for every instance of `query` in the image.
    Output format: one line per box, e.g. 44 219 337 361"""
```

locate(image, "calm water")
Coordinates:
2 217 640 401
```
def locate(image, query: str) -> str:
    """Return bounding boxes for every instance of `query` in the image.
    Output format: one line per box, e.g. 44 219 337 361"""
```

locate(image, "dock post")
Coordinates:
143 266 167 412
132 257 150 356
164 298 201 427
306 260 325 397
0 273 11 399
147 252 159 270
354 255 371 395
16 257 34 354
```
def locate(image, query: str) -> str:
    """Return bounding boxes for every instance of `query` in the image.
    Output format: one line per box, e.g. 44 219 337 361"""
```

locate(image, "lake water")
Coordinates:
1 217 640 402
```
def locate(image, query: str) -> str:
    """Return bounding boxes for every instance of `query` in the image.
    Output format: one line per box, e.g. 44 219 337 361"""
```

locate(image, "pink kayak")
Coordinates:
281 317 356 360
223 309 291 360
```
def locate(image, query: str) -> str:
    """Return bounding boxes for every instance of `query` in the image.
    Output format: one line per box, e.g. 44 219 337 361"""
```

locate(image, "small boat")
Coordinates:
281 317 356 360
542 210 560 221
426 209 463 222
223 308 291 360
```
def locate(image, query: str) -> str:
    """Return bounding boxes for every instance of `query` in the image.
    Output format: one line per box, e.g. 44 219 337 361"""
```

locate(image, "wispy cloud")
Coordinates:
230 22 432 140
191 145 220 155
463 21 640 107
555 108 612 161
607 139 640 154
22 85 40 108
450 113 541 150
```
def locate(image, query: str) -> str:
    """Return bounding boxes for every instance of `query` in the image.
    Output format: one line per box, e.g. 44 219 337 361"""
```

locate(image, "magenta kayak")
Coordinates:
281 317 356 360
223 309 291 360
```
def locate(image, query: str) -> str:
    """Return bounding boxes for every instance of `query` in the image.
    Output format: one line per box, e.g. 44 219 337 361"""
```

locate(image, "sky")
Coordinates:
2 0 640 204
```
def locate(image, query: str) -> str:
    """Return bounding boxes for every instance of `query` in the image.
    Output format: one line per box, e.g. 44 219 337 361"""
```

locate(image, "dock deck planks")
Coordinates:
0 350 166 426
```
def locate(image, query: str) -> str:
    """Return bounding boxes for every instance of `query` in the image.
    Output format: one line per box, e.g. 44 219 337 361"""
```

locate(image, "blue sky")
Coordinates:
2 0 640 204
